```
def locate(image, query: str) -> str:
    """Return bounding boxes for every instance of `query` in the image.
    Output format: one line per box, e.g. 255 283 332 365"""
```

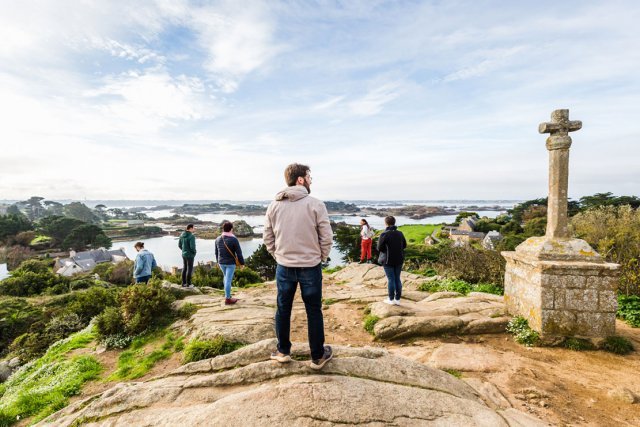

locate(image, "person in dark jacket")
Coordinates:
377 216 407 306
178 224 196 288
215 222 245 305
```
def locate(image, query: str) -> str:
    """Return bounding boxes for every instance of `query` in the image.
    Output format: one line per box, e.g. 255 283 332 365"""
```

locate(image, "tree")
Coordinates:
523 217 547 237
61 224 112 251
0 214 33 243
43 200 64 216
41 216 85 245
245 244 277 280
64 202 99 224
454 212 478 224
334 223 366 262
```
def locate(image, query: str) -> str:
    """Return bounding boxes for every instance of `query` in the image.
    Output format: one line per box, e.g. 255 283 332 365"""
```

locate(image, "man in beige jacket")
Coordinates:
264 163 334 369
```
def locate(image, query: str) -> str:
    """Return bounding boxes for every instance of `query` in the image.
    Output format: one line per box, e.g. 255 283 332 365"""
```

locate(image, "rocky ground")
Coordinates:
39 264 640 426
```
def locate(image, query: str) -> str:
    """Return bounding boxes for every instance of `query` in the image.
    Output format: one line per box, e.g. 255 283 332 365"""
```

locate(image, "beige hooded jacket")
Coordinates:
263 185 333 267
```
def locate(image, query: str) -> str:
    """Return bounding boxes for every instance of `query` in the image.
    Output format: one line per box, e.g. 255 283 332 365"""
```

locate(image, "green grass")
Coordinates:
417 278 503 296
601 336 634 355
182 336 245 364
322 298 339 305
323 265 344 274
107 330 183 381
444 369 462 378
563 337 595 351
363 314 380 335
0 326 101 426
397 224 441 244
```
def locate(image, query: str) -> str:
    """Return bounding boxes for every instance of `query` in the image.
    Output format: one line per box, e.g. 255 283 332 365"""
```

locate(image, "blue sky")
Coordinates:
0 0 638 201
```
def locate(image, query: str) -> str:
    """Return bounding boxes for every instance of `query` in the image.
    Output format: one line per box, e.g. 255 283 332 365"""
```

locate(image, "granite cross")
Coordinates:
539 109 582 239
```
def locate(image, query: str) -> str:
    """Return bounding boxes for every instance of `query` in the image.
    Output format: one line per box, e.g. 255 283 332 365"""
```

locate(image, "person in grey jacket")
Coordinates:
133 242 157 284
264 163 334 370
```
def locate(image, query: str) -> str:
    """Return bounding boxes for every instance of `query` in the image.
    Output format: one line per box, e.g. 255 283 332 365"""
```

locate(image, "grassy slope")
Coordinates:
397 224 441 244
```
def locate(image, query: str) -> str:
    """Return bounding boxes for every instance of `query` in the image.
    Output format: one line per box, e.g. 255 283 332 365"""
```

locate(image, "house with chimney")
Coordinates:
55 248 128 276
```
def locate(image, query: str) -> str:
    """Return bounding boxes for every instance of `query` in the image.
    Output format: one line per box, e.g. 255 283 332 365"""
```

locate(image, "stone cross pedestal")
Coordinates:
502 109 620 341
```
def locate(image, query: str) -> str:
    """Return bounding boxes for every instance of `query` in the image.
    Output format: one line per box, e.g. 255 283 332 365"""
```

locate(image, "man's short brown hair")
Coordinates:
284 163 310 187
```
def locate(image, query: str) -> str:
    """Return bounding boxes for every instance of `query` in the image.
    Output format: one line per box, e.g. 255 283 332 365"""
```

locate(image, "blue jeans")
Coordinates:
219 264 236 298
275 263 325 360
383 264 403 300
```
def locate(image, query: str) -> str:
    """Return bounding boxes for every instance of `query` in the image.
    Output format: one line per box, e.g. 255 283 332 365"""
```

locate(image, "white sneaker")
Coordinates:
383 299 394 305
393 299 401 306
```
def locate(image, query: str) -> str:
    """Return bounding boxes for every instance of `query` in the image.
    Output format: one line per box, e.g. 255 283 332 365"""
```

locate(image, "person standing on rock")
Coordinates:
359 218 374 264
133 242 157 284
377 216 406 306
215 221 244 305
178 224 196 288
264 163 334 370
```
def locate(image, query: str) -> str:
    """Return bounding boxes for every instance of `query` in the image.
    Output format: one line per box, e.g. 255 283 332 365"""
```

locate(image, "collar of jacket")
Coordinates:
385 225 398 231
274 185 309 202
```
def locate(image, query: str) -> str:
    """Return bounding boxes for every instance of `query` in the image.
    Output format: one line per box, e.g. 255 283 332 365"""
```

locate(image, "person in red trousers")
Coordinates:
359 218 374 263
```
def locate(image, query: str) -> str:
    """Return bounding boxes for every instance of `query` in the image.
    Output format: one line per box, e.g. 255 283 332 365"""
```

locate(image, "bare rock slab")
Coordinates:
429 344 505 372
38 340 545 427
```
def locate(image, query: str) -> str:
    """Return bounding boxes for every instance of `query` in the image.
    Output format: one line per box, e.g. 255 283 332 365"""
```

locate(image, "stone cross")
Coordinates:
539 109 582 238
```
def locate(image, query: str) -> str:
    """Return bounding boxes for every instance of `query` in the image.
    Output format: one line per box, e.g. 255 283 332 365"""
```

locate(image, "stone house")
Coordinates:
458 216 478 232
449 230 486 246
55 248 129 276
482 230 504 250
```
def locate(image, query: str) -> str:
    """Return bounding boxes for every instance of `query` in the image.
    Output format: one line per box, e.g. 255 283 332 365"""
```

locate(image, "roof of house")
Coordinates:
468 232 486 239
450 229 470 236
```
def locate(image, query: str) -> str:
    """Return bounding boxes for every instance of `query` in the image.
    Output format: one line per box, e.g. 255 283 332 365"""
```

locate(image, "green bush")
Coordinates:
563 337 595 351
233 268 262 287
119 283 175 334
64 287 119 322
176 303 197 319
44 313 84 339
617 295 640 327
363 314 380 335
191 265 223 288
100 333 133 350
69 278 98 291
245 244 277 280
183 336 245 363
418 278 471 294
95 306 125 338
434 245 506 286
601 335 634 355
0 298 44 357
0 271 70 296
506 316 540 347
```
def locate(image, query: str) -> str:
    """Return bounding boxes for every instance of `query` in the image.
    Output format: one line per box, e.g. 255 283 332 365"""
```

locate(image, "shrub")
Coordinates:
119 283 175 334
183 336 245 363
44 313 85 339
69 278 98 291
108 260 134 285
0 298 44 357
13 231 36 247
245 244 277 280
65 286 119 322
506 316 540 347
363 314 380 335
92 262 112 279
95 306 126 338
562 337 595 351
100 333 133 350
176 303 197 319
233 268 262 287
4 246 35 270
0 271 70 296
434 245 505 286
418 278 471 294
617 295 640 327
601 336 634 355
191 264 224 288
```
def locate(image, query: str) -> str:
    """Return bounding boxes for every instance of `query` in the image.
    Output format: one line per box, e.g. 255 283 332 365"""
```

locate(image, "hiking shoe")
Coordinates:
383 299 394 305
270 350 291 363
225 297 238 305
310 346 333 370
393 299 401 306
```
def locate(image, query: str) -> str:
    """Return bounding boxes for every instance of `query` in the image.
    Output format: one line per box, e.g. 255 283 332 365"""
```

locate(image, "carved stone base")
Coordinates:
502 237 619 339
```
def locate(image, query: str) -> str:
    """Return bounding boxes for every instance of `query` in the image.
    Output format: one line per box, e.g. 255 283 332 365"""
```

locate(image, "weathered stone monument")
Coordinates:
502 109 620 340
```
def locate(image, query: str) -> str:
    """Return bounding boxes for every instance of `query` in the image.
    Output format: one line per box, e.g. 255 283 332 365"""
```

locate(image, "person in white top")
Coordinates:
359 218 374 264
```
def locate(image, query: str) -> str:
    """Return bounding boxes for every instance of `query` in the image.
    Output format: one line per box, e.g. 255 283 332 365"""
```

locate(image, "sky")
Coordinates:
0 0 639 201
